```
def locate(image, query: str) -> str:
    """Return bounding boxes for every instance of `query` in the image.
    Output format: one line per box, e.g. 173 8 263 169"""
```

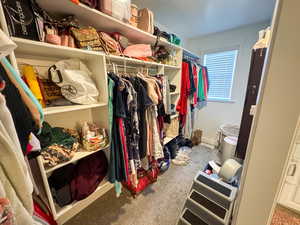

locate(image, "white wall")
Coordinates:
233 0 300 224
186 22 269 144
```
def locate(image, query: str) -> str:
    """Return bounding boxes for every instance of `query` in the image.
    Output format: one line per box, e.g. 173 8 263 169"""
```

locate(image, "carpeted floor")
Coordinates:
271 205 300 225
65 145 220 225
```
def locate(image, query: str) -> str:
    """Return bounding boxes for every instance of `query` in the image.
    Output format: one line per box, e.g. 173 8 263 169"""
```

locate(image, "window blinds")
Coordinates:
204 50 238 101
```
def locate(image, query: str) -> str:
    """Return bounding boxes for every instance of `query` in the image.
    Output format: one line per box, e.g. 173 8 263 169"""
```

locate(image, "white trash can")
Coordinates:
221 136 238 164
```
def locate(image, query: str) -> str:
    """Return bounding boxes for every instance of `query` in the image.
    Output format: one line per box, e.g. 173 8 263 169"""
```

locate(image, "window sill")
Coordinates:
207 99 236 103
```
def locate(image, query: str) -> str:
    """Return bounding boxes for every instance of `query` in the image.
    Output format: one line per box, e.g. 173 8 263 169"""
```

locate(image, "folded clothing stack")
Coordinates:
38 122 80 168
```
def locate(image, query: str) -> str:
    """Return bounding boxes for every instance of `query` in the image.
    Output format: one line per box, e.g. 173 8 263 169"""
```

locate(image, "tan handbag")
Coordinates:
138 8 154 34
70 26 104 51
97 32 123 55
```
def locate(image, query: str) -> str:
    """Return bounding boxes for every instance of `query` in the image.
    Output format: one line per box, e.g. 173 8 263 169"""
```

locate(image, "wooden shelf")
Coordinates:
36 0 181 50
45 146 109 173
12 37 103 59
55 179 113 224
43 103 107 115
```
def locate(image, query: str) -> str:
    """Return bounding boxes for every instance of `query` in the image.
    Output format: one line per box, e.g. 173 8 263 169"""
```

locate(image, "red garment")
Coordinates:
71 151 108 201
34 201 57 225
202 67 208 98
118 118 129 181
176 62 190 124
193 64 198 106
123 161 159 196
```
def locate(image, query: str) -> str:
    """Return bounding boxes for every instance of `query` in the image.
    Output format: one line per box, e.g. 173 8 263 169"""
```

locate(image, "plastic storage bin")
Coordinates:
221 136 238 163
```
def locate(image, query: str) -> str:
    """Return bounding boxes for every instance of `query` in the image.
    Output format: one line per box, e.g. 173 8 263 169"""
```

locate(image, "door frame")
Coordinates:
231 0 300 224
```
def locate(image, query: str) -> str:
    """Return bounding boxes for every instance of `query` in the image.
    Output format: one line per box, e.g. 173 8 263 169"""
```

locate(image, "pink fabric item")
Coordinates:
45 34 61 45
68 36 75 48
61 35 69 47
123 44 152 58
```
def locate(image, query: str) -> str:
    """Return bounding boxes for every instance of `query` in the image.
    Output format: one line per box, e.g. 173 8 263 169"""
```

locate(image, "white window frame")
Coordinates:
202 46 239 103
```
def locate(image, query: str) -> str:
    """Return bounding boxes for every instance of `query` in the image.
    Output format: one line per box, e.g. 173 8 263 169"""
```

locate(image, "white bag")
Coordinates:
49 59 99 105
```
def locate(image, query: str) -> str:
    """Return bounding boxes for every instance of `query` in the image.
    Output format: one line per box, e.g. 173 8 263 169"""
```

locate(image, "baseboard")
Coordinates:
201 136 217 149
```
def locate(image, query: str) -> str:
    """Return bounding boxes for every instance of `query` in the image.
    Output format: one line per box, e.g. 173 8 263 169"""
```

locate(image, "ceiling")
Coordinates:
132 0 276 38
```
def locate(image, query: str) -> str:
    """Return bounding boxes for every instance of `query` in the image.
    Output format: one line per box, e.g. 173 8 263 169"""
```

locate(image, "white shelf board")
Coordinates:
164 64 181 70
12 37 104 59
12 37 181 69
56 179 113 224
45 146 109 173
43 103 107 115
36 0 181 50
107 54 165 67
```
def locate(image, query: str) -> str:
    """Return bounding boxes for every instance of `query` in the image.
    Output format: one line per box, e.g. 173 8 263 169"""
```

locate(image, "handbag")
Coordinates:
80 0 98 8
97 31 123 55
70 26 104 51
123 161 159 196
48 58 99 105
138 8 154 34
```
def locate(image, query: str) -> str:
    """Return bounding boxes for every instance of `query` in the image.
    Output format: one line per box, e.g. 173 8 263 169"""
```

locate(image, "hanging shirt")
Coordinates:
108 73 127 184
197 67 206 102
176 61 190 117
0 64 36 154
192 63 198 106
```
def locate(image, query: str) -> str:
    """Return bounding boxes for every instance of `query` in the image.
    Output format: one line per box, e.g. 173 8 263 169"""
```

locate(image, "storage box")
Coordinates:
1 0 40 40
98 0 131 23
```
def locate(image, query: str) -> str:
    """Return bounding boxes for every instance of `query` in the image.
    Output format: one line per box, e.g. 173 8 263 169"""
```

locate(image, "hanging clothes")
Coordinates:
108 73 128 186
0 93 36 225
0 64 36 154
177 58 209 138
108 71 167 196
176 61 190 125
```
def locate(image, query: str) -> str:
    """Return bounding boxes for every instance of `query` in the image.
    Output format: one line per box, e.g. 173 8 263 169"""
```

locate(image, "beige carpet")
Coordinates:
65 145 220 225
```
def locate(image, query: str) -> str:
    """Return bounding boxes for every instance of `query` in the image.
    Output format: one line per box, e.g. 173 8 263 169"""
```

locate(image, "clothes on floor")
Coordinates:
108 72 168 195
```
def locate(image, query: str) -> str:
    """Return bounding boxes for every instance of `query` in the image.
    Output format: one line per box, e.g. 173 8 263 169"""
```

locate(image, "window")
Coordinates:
203 49 238 101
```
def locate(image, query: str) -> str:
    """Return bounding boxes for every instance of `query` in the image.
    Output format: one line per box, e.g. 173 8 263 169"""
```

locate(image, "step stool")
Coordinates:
177 171 238 225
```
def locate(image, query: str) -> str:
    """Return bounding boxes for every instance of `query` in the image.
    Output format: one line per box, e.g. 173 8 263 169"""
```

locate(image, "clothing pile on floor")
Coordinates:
172 147 192 166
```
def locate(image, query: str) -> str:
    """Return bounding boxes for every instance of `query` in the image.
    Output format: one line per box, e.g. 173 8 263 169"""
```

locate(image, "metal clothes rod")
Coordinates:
183 49 200 60
106 64 158 70
18 63 51 68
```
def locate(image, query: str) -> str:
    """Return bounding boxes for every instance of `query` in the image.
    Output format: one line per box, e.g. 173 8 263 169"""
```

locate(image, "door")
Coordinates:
235 48 267 160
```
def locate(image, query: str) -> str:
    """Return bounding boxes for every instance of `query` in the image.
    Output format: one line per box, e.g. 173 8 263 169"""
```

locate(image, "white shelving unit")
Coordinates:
35 0 181 51
0 0 188 224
